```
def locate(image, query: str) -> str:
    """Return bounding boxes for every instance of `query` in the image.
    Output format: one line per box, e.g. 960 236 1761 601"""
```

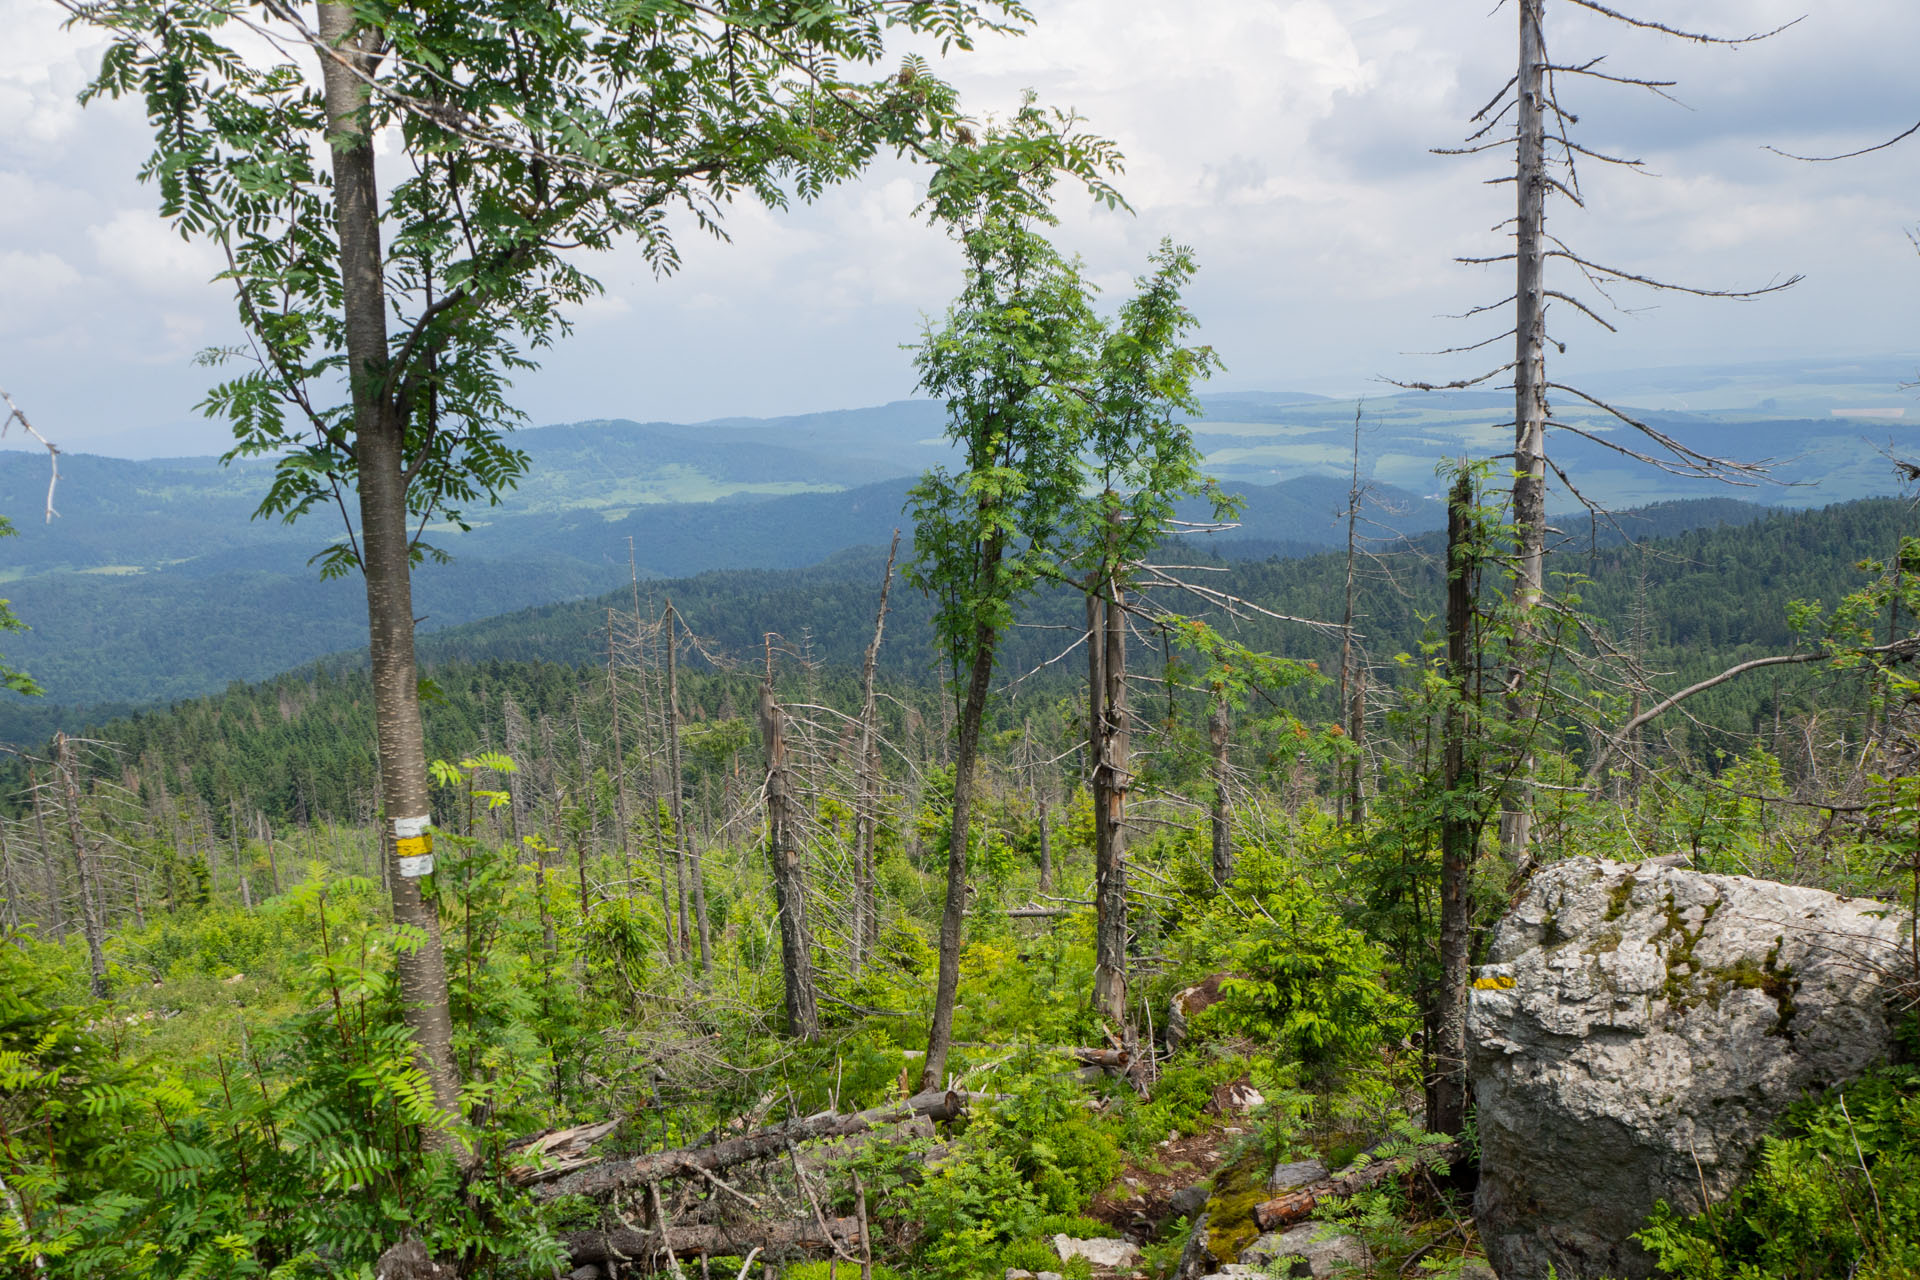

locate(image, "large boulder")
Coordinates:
1471 857 1907 1279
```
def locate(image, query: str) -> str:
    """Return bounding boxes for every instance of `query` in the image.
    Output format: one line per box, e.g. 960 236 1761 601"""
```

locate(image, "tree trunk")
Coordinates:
760 673 819 1040
1339 406 1366 827
52 735 108 999
604 619 634 898
1502 0 1549 863
665 601 710 972
1431 474 1480 1138
29 770 63 938
259 811 282 896
564 1217 864 1267
1209 691 1233 887
1036 791 1053 895
852 534 899 975
537 1089 965 1202
921 624 996 1091
1089 586 1129 1025
316 0 461 1144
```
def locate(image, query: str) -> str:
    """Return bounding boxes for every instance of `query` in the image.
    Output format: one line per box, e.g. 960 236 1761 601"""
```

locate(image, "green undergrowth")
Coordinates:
1637 1063 1920 1280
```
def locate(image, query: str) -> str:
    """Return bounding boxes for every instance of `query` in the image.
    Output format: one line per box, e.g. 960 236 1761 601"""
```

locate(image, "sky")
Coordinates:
1 0 1917 458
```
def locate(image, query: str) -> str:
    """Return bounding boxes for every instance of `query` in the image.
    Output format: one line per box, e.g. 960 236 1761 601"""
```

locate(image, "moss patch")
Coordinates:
1707 936 1798 1038
1657 894 1721 1005
1605 875 1637 922
1203 1147 1271 1263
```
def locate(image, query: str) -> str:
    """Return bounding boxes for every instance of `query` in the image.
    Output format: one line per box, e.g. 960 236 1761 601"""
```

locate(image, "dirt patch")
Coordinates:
1086 1122 1247 1241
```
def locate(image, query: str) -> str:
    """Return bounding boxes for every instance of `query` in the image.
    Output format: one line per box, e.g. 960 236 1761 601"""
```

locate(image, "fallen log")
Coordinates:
564 1215 861 1266
1252 1140 1462 1232
535 1089 966 1202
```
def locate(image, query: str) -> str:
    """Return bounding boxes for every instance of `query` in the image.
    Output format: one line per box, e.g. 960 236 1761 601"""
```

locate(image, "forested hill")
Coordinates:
0 470 1439 740
22 494 1904 824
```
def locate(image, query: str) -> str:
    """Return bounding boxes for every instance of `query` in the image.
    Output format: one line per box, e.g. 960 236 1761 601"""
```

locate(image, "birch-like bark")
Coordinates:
316 0 462 1144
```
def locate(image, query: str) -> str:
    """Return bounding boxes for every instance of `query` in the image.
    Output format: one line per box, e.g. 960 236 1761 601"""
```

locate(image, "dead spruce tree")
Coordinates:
1411 0 1799 860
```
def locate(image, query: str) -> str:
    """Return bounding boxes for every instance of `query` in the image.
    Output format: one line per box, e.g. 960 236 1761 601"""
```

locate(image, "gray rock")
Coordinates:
1471 857 1908 1280
1004 1272 1035 1280
1037 1273 1064 1280
1173 1213 1216 1280
1168 1183 1211 1222
1454 1264 1496 1280
1267 1158 1328 1193
1052 1234 1142 1268
1240 1225 1373 1276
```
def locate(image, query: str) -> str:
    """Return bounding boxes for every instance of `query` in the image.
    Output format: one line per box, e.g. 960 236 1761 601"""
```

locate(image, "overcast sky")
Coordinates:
2 0 1917 458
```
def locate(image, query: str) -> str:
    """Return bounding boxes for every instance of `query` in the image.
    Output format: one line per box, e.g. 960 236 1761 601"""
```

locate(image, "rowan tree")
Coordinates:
61 0 1107 1143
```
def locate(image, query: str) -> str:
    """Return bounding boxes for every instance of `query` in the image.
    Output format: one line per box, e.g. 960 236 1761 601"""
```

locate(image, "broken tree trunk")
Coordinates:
535 1090 966 1202
760 657 820 1040
564 1216 862 1267
1252 1140 1462 1232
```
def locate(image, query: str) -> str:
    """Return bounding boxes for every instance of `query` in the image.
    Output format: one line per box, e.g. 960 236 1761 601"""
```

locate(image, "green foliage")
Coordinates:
1183 849 1416 1080
1637 1067 1920 1280
0 513 41 696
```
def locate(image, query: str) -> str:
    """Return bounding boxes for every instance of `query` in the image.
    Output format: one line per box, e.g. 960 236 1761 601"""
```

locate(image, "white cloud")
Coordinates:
88 208 225 296
4 0 1920 447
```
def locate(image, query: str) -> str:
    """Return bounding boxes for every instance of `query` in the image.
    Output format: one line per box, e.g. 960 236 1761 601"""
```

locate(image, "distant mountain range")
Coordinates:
1 375 1912 741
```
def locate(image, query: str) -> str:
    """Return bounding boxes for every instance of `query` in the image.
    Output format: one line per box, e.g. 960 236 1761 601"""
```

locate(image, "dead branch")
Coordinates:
0 388 60 522
534 1089 966 1201
563 1216 862 1267
1586 639 1920 782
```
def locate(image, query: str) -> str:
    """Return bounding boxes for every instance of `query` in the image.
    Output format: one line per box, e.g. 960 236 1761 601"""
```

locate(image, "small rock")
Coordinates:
1456 1264 1497 1280
1036 1273 1064 1280
1168 1183 1210 1220
1004 1271 1035 1280
1241 1225 1373 1277
1054 1234 1143 1269
1267 1158 1328 1193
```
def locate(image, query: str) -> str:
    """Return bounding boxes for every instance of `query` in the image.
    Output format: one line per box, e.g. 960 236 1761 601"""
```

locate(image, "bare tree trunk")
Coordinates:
1339 404 1366 826
1089 585 1129 1026
1036 791 1053 895
1431 474 1481 1138
258 811 281 896
606 613 634 899
0 820 20 938
29 770 63 938
852 534 899 975
665 601 710 972
760 662 819 1040
1502 0 1550 863
1209 691 1233 887
316 0 461 1143
52 735 108 999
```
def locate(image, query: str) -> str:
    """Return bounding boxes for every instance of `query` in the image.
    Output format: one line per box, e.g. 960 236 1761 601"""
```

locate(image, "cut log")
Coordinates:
535 1089 966 1201
1251 1141 1462 1232
564 1216 861 1265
